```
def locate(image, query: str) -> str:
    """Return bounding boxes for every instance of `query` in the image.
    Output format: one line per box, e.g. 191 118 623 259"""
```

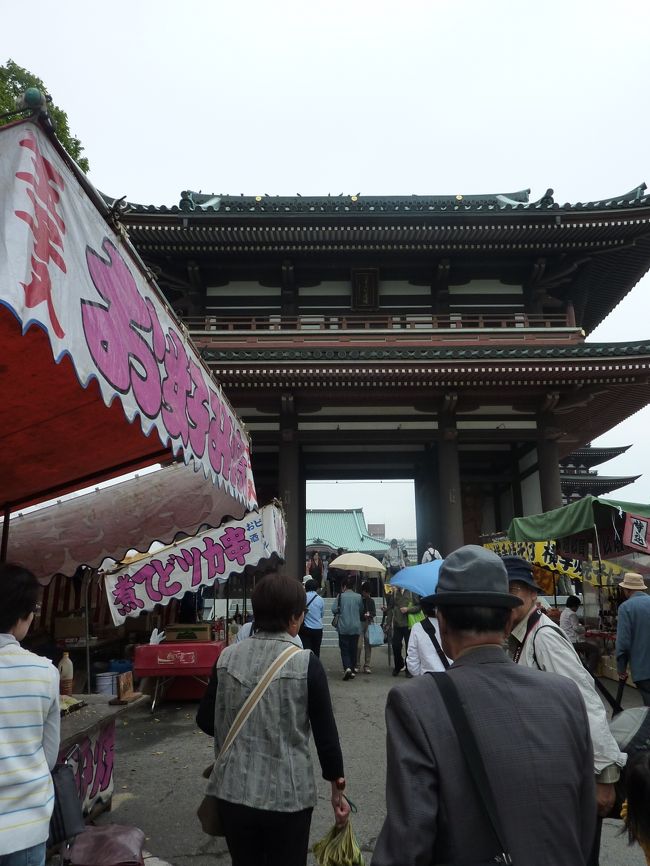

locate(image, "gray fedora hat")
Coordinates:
423 545 522 609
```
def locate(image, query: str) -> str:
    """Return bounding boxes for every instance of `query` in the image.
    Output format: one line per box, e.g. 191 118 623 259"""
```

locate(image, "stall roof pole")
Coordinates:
1 504 10 562
593 523 604 611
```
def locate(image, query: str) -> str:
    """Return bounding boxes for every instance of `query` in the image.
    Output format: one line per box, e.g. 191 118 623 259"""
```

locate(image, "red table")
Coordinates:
134 640 226 711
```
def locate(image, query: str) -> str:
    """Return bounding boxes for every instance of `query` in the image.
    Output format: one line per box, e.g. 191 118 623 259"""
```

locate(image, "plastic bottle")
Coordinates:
58 652 74 695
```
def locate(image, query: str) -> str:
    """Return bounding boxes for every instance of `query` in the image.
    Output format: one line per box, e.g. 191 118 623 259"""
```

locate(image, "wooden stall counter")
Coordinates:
59 693 147 818
134 640 226 711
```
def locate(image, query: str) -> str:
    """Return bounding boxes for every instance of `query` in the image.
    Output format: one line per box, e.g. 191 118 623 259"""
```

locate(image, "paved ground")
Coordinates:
101 646 647 865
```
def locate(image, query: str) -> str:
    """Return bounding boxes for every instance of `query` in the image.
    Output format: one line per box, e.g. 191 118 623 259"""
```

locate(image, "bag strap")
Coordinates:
420 618 450 670
531 622 572 670
218 645 301 759
306 592 317 608
431 673 513 865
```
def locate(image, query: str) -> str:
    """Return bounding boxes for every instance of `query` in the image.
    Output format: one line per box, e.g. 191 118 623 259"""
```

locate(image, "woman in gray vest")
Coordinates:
197 574 349 866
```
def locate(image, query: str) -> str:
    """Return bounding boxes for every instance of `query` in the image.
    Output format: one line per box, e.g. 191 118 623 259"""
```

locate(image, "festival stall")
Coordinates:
504 496 650 682
0 111 258 816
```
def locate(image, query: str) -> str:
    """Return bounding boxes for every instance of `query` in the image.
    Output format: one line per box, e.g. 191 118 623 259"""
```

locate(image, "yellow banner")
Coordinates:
485 540 625 587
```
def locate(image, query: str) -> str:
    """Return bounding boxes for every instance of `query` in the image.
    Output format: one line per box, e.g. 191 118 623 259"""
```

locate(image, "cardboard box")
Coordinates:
54 616 87 639
164 623 212 642
125 613 157 636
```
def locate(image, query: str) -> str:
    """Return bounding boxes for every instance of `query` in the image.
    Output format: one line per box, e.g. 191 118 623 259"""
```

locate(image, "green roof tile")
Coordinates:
306 509 391 554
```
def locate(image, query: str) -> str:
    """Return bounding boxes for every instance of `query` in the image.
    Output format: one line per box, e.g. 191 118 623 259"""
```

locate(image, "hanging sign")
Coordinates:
623 513 650 554
485 539 625 587
0 121 256 509
104 504 285 625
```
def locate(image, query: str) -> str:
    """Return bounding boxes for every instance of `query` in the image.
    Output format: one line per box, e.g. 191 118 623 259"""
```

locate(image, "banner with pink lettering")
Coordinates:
0 120 256 510
103 503 286 625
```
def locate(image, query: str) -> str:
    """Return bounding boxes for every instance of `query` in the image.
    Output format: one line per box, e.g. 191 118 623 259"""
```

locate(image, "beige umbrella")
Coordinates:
329 552 386 574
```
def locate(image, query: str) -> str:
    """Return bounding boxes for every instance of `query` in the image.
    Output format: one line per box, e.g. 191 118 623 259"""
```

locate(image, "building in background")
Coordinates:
305 509 390 559
560 444 640 504
120 185 650 574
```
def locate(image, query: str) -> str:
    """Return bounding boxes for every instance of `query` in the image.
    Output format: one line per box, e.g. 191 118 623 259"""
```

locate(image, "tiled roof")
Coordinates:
202 340 650 364
114 184 649 216
560 445 631 467
306 509 391 553
560 475 640 491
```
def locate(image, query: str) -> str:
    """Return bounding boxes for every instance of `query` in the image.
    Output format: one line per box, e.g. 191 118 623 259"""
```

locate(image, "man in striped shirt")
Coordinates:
0 564 60 866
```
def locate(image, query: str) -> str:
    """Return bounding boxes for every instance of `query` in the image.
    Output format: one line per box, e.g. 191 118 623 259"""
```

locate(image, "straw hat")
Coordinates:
619 572 648 592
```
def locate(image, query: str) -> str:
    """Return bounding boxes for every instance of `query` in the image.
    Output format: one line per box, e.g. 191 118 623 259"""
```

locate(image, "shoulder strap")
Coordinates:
531 622 572 670
306 592 317 608
431 673 513 865
420 618 450 670
218 645 301 759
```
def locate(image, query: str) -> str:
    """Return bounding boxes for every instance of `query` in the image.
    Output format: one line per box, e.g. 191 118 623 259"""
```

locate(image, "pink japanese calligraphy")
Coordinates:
14 132 67 338
59 722 115 815
110 520 257 617
81 238 249 493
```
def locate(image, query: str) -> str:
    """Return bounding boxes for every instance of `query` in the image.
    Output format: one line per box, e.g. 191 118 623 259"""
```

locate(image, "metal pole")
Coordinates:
1 504 10 563
83 569 93 695
226 579 230 646
593 523 604 612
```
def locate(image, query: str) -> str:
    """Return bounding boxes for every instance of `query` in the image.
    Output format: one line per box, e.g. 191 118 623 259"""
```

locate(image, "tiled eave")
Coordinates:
201 341 650 364
125 214 650 254
560 475 640 487
560 445 631 467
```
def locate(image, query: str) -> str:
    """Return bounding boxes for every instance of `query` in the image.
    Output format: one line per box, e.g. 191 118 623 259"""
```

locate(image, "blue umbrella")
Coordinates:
389 559 443 598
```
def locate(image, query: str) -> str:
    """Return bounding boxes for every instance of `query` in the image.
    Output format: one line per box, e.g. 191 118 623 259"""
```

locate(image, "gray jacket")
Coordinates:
207 631 315 811
333 590 363 635
371 645 596 866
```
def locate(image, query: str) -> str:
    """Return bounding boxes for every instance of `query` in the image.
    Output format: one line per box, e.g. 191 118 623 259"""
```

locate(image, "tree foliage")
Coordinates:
0 59 89 172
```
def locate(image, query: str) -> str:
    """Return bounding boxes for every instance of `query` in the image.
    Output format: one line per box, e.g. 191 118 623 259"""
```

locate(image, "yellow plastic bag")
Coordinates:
313 820 364 866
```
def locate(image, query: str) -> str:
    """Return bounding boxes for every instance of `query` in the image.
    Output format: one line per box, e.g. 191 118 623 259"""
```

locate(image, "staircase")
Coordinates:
320 596 383 648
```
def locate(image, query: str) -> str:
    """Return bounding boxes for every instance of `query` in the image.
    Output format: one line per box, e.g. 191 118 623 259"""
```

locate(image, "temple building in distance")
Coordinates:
117 184 650 576
560 444 640 504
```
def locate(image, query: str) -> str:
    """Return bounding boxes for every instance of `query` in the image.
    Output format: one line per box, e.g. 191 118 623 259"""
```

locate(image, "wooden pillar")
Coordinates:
537 414 563 513
281 259 297 318
415 447 440 561
510 444 524 517
437 395 464 554
278 393 301 578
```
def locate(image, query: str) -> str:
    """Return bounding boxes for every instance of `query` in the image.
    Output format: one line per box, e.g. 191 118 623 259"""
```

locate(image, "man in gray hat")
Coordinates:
372 545 596 866
616 571 650 706
504 555 626 865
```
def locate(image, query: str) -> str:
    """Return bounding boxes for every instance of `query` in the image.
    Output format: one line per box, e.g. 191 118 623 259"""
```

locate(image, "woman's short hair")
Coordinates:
304 578 318 593
252 574 306 632
360 581 371 594
0 564 40 633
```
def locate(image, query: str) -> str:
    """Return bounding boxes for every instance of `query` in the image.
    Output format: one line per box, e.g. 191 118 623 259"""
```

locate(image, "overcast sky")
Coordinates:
5 0 650 538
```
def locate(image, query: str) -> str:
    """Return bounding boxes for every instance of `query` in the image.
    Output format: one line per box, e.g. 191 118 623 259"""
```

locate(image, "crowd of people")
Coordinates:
3 547 650 866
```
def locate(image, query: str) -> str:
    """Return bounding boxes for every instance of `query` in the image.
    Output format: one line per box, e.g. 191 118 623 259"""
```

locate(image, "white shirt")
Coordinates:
406 617 451 675
559 608 585 644
510 609 626 775
235 622 254 642
421 547 442 564
0 634 60 855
